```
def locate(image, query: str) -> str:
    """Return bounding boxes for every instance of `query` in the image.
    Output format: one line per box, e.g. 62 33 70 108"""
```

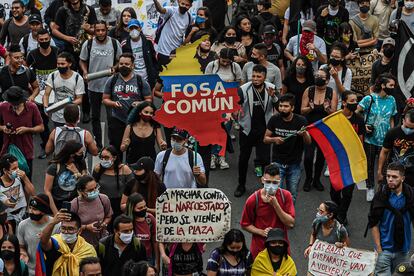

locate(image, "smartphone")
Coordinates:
9 196 17 203
61 201 71 212
354 48 360 54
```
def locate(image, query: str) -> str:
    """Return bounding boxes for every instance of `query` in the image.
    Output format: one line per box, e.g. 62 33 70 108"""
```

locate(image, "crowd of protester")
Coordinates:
0 0 411 274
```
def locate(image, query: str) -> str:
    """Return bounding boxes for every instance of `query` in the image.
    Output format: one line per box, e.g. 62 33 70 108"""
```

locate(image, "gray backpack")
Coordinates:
54 126 83 155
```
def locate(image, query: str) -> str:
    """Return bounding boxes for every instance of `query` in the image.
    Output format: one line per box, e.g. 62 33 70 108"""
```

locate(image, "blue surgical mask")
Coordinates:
313 212 329 224
195 16 206 24
171 140 184 152
9 170 18 180
87 190 99 201
402 125 414 136
100 160 113 169
61 233 77 244
264 183 279 195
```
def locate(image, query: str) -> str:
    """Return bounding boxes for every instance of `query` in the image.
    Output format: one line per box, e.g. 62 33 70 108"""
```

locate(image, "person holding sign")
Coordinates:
154 128 206 189
251 228 297 276
240 163 295 259
304 201 350 258
367 162 414 275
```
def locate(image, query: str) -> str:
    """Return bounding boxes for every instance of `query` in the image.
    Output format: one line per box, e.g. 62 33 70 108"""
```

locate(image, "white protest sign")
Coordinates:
156 188 231 242
308 240 377 276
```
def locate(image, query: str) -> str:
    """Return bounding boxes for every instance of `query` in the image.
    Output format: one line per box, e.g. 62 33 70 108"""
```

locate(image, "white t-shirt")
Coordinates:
131 39 148 81
46 71 85 123
156 6 192 56
321 64 352 109
154 149 205 189
0 177 27 222
19 32 56 55
204 60 242 82
286 34 327 71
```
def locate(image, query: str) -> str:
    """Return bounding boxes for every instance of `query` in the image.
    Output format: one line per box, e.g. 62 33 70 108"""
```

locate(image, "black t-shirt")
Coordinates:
383 126 414 177
26 47 58 90
172 244 203 274
282 75 314 113
44 245 62 276
267 113 308 164
348 112 365 136
0 66 36 93
196 51 217 73
267 43 283 67
251 87 267 135
315 5 349 46
271 258 282 272
55 4 97 37
370 59 392 87
109 28 129 43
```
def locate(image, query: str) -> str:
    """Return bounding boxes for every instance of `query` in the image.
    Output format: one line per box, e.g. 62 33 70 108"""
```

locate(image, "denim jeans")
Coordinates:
274 162 301 202
374 251 409 276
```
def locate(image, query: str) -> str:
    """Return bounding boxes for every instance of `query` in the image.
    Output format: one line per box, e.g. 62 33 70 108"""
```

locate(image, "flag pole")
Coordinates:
194 140 198 166
296 19 301 56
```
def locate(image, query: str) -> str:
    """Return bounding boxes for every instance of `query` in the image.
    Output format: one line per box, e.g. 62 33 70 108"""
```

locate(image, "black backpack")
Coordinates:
256 14 279 36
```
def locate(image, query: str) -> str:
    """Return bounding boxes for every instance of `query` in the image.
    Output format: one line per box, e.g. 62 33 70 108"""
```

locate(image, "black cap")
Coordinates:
263 25 277 35
130 156 155 171
266 228 288 244
99 0 111 6
29 14 42 24
3 86 28 105
29 193 51 214
171 128 189 139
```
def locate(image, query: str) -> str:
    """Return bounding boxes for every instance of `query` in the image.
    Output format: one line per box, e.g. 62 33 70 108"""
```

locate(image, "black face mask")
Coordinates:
384 87 395 95
135 172 147 181
383 45 395 58
279 111 291 118
39 41 50 49
268 245 285 256
119 66 131 77
227 249 242 257
199 47 210 53
73 155 83 163
179 6 188 14
346 103 358 112
0 213 7 224
134 209 146 218
58 66 69 74
329 58 342 66
250 57 259 64
224 36 237 45
1 250 14 261
315 77 326 87
360 6 369 13
29 213 43 221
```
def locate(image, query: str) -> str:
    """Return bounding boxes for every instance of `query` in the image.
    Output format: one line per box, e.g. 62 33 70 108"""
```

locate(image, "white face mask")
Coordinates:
61 233 78 244
129 29 140 39
328 5 339 16
119 232 133 244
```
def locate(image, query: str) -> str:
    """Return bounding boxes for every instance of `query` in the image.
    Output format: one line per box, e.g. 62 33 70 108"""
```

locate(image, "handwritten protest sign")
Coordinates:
308 240 376 276
156 188 231 242
348 52 379 96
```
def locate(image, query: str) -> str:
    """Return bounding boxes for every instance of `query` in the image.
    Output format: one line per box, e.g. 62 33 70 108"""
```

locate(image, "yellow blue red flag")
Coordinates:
307 111 367 191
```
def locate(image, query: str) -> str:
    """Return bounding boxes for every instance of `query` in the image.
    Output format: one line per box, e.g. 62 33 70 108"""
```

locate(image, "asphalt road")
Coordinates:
28 114 381 275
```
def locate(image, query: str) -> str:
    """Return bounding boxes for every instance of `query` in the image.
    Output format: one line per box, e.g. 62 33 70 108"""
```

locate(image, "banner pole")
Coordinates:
194 140 198 166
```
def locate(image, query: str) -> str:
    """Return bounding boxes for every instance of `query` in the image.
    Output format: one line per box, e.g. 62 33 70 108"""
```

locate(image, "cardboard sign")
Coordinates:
154 75 240 155
308 240 376 276
348 53 378 96
156 188 231 242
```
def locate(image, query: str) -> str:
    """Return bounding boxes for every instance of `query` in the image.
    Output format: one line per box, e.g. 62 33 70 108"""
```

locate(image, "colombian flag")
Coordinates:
307 111 367 191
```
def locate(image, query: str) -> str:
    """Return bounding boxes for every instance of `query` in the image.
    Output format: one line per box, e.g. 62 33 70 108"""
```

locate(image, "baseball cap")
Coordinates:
29 14 42 24
127 19 142 29
263 25 277 35
130 156 155 171
171 128 189 139
383 37 395 46
302 20 316 33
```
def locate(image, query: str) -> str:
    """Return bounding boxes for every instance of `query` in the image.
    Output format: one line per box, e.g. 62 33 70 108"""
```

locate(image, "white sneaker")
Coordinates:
366 188 375 202
218 156 230 170
324 167 330 177
234 121 240 130
230 134 236 140
210 155 217 170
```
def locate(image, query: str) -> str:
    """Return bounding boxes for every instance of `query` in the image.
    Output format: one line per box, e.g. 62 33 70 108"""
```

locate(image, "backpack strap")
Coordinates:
109 73 119 99
351 15 370 35
396 7 403 20
86 39 93 65
111 37 118 65
161 149 173 181
308 86 316 102
188 148 194 170
2 18 12 45
51 71 56 92
341 67 347 84
22 34 29 54
135 73 143 93
364 94 374 124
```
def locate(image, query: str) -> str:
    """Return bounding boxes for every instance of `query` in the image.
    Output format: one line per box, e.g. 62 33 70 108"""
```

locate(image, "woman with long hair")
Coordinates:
93 145 134 228
282 55 314 112
109 7 137 42
206 229 252 275
211 26 247 65
121 157 166 215
0 235 28 276
338 22 359 60
44 140 86 214
235 15 259 58
125 193 159 268
122 260 157 276
120 102 166 165
185 7 217 44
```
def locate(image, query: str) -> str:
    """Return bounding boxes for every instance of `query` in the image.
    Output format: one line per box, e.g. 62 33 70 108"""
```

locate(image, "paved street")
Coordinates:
28 116 379 274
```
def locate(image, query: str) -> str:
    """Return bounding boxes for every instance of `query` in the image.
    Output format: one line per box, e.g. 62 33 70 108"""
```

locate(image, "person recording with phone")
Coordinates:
240 163 295 259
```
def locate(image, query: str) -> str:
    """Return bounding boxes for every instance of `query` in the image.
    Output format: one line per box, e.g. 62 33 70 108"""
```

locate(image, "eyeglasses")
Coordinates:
61 226 78 233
